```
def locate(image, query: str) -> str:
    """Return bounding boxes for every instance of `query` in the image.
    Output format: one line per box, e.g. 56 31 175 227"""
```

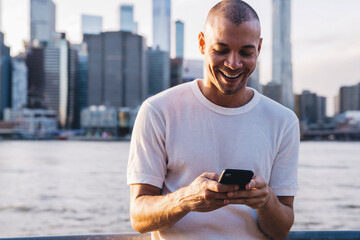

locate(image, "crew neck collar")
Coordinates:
190 79 261 116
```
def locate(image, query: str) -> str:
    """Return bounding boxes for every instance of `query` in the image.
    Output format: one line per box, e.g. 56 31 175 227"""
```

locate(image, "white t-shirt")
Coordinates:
127 79 299 240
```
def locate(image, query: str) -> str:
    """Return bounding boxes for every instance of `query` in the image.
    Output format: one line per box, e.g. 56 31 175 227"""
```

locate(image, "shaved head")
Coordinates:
205 0 260 27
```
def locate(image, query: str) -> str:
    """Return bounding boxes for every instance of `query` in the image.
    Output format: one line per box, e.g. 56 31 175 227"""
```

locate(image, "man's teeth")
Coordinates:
221 71 241 79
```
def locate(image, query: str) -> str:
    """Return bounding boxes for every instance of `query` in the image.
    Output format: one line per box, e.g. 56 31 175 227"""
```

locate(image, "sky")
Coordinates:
1 0 360 115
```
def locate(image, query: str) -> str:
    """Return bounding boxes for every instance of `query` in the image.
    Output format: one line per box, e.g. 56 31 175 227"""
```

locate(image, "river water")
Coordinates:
0 141 359 237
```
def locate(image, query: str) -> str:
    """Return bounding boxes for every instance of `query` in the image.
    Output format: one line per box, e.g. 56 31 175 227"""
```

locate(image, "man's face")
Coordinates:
199 16 262 96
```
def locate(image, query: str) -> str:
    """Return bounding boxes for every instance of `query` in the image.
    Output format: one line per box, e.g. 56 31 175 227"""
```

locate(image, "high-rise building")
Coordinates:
72 43 88 129
147 47 170 95
153 0 171 53
26 46 45 109
87 31 147 108
120 5 138 34
175 20 184 58
263 82 282 104
81 14 102 35
0 31 11 120
170 58 183 87
43 38 77 128
272 0 293 110
338 83 360 113
11 57 28 110
30 0 56 43
0 0 2 31
296 90 326 125
26 36 77 128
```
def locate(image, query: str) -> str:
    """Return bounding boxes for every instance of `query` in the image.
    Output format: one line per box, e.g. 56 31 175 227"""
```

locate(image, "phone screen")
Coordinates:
218 169 254 189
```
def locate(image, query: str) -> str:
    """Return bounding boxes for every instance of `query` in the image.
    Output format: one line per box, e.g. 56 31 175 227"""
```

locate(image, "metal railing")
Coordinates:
1 231 360 240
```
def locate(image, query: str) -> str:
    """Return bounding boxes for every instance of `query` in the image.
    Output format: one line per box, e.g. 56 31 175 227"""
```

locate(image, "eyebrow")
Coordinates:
215 42 256 49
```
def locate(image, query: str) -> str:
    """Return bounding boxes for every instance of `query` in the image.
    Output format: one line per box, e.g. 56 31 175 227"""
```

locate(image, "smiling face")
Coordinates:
198 15 262 106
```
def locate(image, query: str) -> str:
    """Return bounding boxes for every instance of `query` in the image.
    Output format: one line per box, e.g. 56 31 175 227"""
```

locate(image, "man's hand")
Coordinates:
224 175 271 209
180 172 239 212
221 175 294 240
130 172 238 233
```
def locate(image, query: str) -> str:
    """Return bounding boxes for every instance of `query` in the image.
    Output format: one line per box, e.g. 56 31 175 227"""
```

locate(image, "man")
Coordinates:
127 0 299 239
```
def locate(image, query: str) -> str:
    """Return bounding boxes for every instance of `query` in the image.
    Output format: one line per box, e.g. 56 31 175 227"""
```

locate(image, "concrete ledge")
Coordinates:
286 231 360 240
1 231 360 240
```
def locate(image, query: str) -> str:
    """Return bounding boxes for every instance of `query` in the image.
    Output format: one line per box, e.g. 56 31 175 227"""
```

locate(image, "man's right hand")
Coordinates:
130 172 238 233
179 172 239 212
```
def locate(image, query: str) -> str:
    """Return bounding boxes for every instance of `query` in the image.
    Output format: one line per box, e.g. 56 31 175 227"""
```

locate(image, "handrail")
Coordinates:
1 231 360 240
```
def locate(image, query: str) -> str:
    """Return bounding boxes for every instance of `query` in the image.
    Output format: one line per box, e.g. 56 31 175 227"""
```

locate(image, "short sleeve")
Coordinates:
269 119 300 196
127 101 167 189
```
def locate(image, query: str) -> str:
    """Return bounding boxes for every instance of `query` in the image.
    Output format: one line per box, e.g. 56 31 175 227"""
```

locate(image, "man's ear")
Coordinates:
198 32 205 55
258 38 263 55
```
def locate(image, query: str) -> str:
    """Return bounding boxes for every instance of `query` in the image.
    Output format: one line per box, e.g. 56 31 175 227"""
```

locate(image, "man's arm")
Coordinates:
226 176 294 240
129 172 238 234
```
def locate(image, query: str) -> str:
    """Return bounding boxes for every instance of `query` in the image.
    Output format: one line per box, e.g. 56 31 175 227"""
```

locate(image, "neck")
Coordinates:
197 79 254 108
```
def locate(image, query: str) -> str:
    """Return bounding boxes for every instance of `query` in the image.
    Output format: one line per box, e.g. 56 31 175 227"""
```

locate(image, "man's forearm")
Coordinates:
257 191 294 240
130 187 190 233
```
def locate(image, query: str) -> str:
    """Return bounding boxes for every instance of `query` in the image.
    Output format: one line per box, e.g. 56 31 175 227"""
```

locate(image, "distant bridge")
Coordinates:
301 129 360 140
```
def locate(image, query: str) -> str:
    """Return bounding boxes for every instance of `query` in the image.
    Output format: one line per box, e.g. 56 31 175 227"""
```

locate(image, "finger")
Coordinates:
246 176 266 190
201 172 219 181
206 180 239 193
205 190 230 200
228 188 264 198
226 197 264 207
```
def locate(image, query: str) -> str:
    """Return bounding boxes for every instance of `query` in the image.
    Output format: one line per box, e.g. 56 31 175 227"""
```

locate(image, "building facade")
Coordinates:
11 57 28 110
87 31 147 108
175 20 184 59
120 5 138 34
30 0 56 43
338 83 360 113
147 47 170 96
26 37 77 129
297 90 326 125
263 82 282 104
272 0 294 110
153 0 171 52
0 31 11 120
81 14 102 35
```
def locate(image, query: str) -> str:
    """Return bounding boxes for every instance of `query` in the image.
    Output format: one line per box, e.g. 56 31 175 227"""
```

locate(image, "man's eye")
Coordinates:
240 51 254 57
214 49 229 54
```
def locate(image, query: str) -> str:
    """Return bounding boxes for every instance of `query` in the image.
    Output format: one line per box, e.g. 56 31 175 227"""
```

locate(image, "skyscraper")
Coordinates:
175 20 184 58
297 90 326 125
26 36 77 128
152 0 171 53
148 47 170 95
0 32 11 120
338 83 360 113
81 14 102 35
30 0 56 43
12 57 28 110
43 37 77 128
0 0 2 31
87 31 147 108
272 0 294 110
120 5 138 34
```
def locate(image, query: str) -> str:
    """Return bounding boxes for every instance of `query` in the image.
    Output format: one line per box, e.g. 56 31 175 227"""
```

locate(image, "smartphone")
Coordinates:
218 169 254 190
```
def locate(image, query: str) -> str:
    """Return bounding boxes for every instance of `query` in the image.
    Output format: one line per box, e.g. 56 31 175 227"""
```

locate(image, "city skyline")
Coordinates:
1 0 360 115
272 0 294 110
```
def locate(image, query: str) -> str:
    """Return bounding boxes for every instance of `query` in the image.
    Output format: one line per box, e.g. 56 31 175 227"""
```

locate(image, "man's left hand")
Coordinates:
224 175 272 209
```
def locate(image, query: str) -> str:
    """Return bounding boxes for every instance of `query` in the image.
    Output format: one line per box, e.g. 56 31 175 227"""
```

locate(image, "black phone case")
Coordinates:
218 169 254 189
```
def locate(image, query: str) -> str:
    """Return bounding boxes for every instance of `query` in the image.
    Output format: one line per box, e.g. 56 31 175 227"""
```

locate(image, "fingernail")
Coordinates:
234 185 239 191
228 192 234 197
224 200 230 205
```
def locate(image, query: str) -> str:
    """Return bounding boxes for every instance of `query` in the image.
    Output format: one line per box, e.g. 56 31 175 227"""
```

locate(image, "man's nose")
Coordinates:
224 53 243 70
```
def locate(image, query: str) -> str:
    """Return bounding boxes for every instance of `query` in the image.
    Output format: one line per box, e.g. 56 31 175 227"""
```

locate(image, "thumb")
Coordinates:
201 172 219 181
